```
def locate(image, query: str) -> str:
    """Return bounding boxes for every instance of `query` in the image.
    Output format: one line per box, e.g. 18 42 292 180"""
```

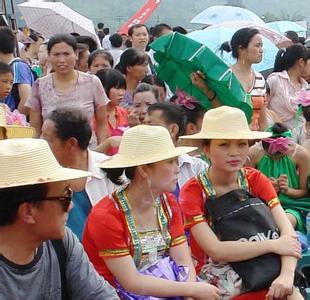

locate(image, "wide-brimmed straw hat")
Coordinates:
180 106 272 140
0 138 91 188
0 105 36 139
98 125 197 168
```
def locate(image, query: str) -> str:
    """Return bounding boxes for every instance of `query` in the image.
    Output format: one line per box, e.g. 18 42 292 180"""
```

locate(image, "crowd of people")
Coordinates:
1 17 310 300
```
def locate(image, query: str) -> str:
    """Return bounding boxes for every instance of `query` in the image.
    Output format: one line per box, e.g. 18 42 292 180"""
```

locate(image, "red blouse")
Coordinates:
83 191 186 286
179 167 280 273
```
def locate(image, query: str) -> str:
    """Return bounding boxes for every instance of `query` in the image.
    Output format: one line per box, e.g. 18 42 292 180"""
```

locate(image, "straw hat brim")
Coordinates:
0 167 91 188
98 146 197 169
180 131 272 140
0 126 36 139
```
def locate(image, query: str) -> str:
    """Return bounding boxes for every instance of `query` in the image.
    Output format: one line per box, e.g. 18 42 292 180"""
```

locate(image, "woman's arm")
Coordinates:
104 255 220 299
169 243 197 300
190 72 221 108
95 105 108 144
17 83 31 116
267 204 301 299
29 110 42 137
279 145 310 198
169 242 196 283
258 103 268 131
95 136 122 154
191 220 301 262
248 142 263 167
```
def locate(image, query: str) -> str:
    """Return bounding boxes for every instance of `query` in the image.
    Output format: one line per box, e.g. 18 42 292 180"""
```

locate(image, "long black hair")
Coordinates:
273 44 310 72
219 27 259 59
115 48 149 75
95 68 126 97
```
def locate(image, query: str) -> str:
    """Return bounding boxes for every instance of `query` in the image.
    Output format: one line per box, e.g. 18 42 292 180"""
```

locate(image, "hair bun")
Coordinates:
219 41 232 53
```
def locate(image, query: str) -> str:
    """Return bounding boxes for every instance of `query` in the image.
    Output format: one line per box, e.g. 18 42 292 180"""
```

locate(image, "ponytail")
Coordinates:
274 44 307 72
101 167 136 185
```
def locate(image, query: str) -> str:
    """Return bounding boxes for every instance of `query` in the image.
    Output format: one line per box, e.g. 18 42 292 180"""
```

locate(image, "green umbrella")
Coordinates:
150 32 252 123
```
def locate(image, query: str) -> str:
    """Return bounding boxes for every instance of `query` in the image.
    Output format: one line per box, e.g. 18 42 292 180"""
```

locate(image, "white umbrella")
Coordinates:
191 5 264 26
18 1 100 46
267 21 307 35
207 21 292 48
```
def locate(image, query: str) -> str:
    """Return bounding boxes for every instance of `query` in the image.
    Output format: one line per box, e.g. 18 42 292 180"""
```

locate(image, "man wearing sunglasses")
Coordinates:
0 138 119 299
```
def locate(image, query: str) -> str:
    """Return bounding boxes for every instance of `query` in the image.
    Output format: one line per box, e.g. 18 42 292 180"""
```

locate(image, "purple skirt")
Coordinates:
116 256 189 300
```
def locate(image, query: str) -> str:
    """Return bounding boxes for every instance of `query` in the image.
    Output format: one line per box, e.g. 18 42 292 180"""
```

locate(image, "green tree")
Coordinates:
261 12 280 23
280 10 305 21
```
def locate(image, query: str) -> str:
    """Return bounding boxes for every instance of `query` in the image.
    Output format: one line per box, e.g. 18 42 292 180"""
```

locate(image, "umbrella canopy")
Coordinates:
191 5 264 26
267 21 307 36
208 21 292 49
187 27 280 72
18 1 100 46
150 32 252 122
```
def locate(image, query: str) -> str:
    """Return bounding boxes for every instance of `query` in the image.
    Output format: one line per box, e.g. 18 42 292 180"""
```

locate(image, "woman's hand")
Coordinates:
189 282 220 300
191 71 208 92
272 234 301 258
127 106 141 127
266 271 295 299
270 177 280 193
278 174 289 194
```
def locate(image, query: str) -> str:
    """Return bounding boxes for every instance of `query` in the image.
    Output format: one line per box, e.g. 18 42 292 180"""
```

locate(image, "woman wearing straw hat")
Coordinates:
82 125 221 299
179 106 303 299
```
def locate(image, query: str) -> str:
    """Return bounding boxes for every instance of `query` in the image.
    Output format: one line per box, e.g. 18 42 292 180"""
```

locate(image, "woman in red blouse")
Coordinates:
83 124 220 299
179 106 303 300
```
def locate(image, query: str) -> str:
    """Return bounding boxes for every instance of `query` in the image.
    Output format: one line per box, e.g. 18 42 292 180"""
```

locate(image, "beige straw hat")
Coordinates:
180 106 272 140
0 138 91 188
98 125 197 168
0 105 36 139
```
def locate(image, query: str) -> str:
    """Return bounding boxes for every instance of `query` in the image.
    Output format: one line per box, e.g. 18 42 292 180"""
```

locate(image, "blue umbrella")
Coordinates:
187 28 278 72
267 21 307 36
190 5 264 26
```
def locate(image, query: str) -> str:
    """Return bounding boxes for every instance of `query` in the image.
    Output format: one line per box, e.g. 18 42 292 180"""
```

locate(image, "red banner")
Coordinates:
118 0 161 35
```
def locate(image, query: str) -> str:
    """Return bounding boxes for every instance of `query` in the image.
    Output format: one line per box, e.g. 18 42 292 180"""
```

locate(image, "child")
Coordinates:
249 122 310 234
95 68 128 137
0 62 13 101
180 106 302 299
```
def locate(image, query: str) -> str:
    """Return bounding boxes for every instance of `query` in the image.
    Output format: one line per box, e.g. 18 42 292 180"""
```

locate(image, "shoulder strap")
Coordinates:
8 58 37 109
51 239 70 300
9 58 24 65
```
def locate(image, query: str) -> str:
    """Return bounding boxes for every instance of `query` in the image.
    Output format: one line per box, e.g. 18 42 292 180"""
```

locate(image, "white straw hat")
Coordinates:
98 125 197 168
180 106 272 140
0 105 35 139
0 138 91 188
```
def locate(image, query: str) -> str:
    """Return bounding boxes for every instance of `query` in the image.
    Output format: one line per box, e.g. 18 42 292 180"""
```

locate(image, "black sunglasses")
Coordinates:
44 187 73 212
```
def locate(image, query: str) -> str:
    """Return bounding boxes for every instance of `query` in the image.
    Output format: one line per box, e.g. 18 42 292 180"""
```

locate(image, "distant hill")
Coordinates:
13 0 310 33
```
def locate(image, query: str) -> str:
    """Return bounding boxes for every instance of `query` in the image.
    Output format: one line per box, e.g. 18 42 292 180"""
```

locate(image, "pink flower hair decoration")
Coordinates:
4 105 29 126
263 137 291 155
175 88 199 110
